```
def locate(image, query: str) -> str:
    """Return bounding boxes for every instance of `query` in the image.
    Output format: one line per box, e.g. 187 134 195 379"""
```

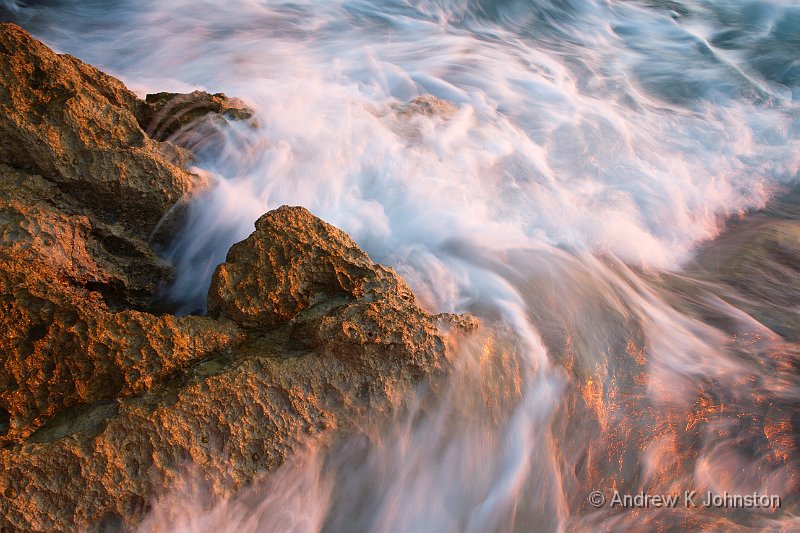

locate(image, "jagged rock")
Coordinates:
0 204 475 532
0 23 258 310
208 205 475 375
0 165 244 444
136 90 254 143
0 164 172 309
0 23 260 451
0 23 202 240
208 206 405 329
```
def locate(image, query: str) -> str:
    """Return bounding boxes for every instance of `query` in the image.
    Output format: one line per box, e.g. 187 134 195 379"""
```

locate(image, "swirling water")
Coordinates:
4 0 800 530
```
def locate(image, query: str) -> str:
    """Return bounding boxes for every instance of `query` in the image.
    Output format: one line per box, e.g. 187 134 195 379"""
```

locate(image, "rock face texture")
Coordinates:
0 23 197 240
0 23 474 533
0 165 241 446
137 90 254 142
208 207 412 329
0 202 473 532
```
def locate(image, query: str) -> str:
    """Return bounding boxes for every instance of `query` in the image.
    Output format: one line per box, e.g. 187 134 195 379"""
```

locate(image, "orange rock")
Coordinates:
0 23 199 240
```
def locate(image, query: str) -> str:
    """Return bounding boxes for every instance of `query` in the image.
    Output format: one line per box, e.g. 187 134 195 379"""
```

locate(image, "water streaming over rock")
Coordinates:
5 0 800 530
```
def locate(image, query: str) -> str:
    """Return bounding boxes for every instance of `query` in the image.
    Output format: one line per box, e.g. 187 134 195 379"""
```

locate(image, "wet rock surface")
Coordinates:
0 23 475 532
0 23 199 241
136 90 254 143
676 184 800 342
208 206 411 329
0 193 474 531
392 94 458 118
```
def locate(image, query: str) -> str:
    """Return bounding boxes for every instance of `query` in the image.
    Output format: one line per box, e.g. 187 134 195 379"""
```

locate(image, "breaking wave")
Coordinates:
5 0 800 530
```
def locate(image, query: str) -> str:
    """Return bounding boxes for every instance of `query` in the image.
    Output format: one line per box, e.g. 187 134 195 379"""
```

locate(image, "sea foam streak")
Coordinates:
7 0 800 530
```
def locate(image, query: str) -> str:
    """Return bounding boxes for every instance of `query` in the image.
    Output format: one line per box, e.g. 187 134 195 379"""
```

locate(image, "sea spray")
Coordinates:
6 0 800 530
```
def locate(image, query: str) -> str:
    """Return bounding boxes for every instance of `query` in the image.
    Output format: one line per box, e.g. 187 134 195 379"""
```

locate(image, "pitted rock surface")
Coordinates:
0 23 200 240
0 203 476 533
208 206 406 328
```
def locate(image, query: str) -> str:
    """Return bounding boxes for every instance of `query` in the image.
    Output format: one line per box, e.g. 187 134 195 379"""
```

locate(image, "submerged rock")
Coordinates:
136 90 254 142
688 186 800 342
383 94 460 143
0 23 475 533
393 94 458 118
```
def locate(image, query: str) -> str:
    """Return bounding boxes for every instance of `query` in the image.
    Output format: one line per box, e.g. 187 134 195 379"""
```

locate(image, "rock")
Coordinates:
383 94 460 143
0 23 257 310
208 206 404 329
0 205 475 532
209 205 475 376
708 220 800 306
136 90 254 143
0 164 171 310
393 94 458 118
675 183 800 342
0 165 244 444
691 217 800 341
0 23 201 240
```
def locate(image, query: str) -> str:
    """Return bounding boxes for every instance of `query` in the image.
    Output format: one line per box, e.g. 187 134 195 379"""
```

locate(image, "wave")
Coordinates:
6 0 800 530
